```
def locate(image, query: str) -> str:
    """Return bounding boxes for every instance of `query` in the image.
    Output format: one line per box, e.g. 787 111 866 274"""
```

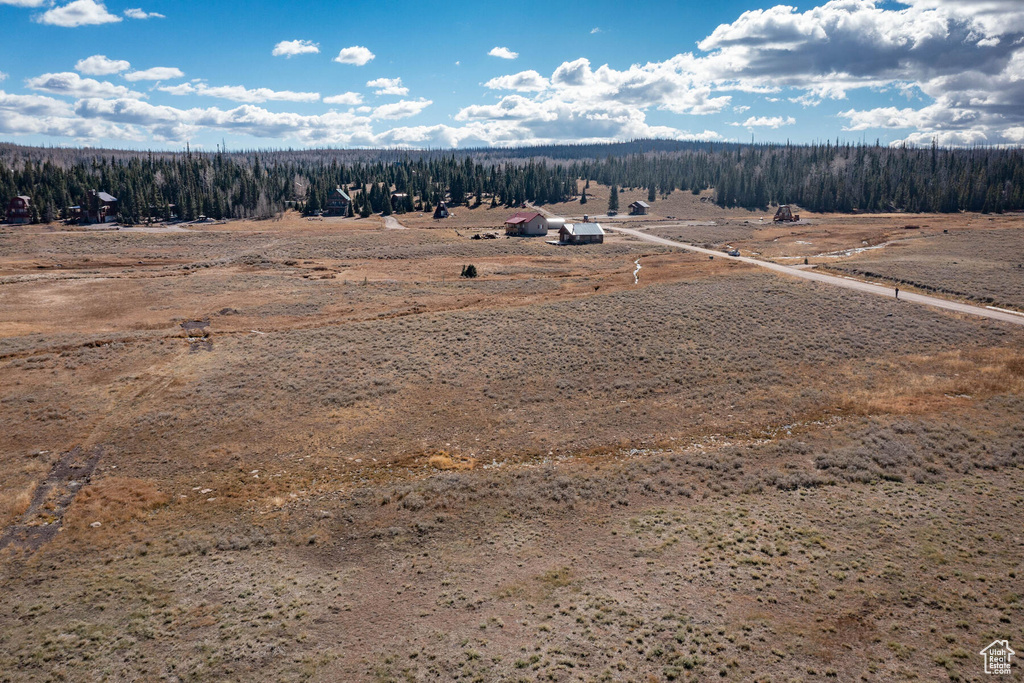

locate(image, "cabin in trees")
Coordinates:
504 211 550 236
628 200 650 216
433 201 449 219
86 190 118 224
558 223 605 245
6 196 31 224
325 187 351 216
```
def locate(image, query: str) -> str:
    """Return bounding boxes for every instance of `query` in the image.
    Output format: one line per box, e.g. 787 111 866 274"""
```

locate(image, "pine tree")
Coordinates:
608 184 619 213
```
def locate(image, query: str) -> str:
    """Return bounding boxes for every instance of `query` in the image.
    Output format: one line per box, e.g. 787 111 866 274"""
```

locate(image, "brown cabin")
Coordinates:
325 187 351 216
6 196 31 224
87 190 118 224
559 223 605 244
628 200 650 216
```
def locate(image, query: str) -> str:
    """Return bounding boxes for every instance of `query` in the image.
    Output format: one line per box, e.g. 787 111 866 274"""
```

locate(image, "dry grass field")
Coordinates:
1 210 1023 682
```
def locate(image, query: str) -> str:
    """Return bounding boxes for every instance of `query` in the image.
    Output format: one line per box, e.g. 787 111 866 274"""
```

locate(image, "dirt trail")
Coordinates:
383 216 408 230
609 225 1024 327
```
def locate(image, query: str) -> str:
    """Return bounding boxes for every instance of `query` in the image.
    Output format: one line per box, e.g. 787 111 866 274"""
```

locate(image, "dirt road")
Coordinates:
608 225 1024 327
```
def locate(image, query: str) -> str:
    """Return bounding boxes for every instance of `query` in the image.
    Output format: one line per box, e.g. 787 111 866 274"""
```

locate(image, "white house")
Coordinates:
504 211 549 236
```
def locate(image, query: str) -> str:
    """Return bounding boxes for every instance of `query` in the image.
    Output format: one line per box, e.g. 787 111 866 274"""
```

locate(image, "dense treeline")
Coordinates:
1 140 1022 223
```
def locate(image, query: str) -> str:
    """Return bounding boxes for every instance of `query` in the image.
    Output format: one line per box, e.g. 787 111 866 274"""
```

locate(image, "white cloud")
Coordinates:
0 0 49 6
158 82 320 103
484 70 549 93
157 83 195 96
37 0 121 27
26 72 144 99
0 72 7 81
683 0 1024 145
333 46 375 66
123 8 163 19
8 0 1024 147
72 97 379 144
590 27 602 34
0 90 75 117
75 54 130 76
372 98 432 120
273 40 320 58
323 92 363 106
0 108 135 140
488 46 519 60
367 77 408 96
731 115 796 128
124 67 184 82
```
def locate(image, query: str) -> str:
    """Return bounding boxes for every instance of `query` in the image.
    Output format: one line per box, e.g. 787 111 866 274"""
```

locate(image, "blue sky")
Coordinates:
1 0 1022 149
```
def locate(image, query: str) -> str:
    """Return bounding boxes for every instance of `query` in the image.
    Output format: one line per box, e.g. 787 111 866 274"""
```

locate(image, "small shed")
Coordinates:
325 187 351 216
6 196 31 224
628 200 650 216
433 201 449 219
504 211 548 236
559 223 605 244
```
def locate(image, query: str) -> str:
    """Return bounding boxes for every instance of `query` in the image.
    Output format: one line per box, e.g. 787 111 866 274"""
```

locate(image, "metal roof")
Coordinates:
562 223 605 236
332 187 351 201
95 191 117 202
630 200 650 208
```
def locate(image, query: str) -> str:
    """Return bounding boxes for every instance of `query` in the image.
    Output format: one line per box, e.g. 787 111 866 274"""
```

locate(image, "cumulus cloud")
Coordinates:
0 90 75 117
0 0 49 6
367 77 408 96
488 47 518 60
7 0 1024 147
691 0 1024 144
71 97 379 145
75 54 130 75
323 92 363 106
37 0 121 27
484 70 550 93
371 98 432 120
731 115 796 128
124 67 184 82
158 82 320 104
333 46 375 66
273 40 319 58
123 8 163 19
26 72 144 99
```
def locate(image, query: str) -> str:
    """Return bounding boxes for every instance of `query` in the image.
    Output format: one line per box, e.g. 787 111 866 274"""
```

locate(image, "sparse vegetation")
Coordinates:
1 209 1022 681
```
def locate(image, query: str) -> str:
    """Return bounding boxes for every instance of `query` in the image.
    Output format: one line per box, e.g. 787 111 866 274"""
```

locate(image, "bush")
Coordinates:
460 264 478 278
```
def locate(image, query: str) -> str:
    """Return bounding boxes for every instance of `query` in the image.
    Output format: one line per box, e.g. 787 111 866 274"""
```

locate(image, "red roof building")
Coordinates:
503 211 549 236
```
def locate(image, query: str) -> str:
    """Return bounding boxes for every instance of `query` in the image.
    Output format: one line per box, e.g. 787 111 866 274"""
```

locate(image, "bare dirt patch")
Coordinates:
0 446 102 556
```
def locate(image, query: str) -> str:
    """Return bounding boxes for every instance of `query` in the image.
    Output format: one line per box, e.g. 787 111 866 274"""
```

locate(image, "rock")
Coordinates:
90 521 102 528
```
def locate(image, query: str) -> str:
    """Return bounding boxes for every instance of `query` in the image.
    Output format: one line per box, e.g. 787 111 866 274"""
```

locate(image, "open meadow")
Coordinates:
1 209 1023 682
